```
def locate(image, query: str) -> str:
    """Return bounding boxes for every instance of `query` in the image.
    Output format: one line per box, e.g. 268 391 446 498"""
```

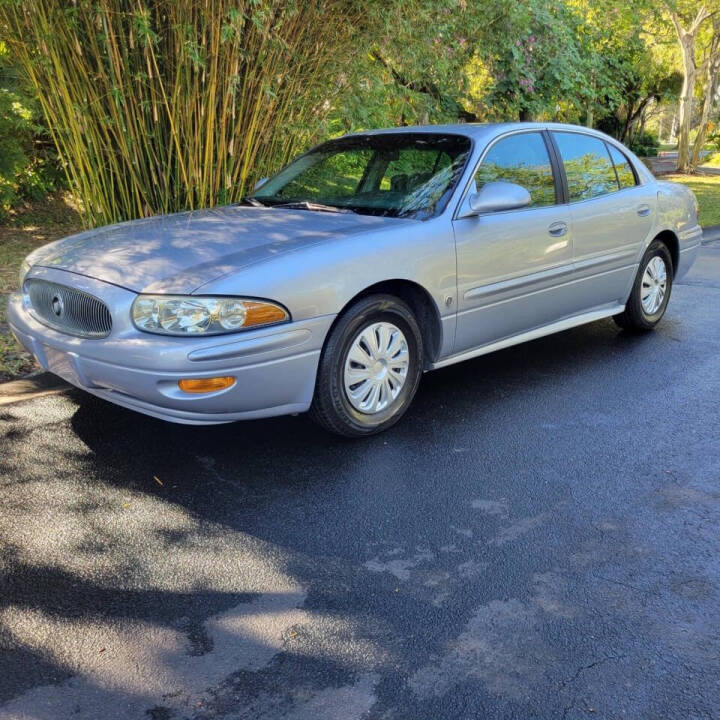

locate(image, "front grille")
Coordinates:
24 278 112 338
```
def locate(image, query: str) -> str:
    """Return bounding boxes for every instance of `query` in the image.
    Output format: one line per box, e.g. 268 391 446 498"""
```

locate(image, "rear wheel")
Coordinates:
310 294 423 437
614 240 673 331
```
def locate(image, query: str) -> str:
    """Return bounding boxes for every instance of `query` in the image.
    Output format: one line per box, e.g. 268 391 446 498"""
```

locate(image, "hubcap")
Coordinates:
641 255 668 315
343 322 410 414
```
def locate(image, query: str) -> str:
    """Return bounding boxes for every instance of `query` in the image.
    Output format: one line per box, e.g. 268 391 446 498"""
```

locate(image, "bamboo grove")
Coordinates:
0 0 360 225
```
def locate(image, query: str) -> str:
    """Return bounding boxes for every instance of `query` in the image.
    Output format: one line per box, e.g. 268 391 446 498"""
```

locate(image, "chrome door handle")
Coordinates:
637 205 651 217
548 221 567 237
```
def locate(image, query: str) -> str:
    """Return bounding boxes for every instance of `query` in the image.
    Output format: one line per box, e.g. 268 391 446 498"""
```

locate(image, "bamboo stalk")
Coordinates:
0 0 359 225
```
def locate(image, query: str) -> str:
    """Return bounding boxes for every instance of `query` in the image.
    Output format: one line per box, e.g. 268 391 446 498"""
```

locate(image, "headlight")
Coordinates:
18 259 31 289
131 295 289 336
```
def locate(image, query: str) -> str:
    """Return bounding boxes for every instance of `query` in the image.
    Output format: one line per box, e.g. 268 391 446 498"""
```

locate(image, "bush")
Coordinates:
0 41 64 217
706 127 720 153
628 131 659 158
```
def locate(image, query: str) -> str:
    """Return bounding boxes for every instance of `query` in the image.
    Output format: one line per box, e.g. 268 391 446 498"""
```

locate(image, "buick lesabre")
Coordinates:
8 123 701 435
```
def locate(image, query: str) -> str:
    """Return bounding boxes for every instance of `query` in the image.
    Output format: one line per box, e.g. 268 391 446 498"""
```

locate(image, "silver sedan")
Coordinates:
8 123 702 435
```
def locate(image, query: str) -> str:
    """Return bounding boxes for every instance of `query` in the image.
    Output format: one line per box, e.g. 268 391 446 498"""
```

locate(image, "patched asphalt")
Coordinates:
1 243 719 719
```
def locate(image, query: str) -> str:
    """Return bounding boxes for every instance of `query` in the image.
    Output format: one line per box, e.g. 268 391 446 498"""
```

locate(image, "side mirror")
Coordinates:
465 181 531 216
253 177 269 191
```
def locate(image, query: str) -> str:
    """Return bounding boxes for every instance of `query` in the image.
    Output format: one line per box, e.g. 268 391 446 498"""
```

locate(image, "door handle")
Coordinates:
548 221 568 237
637 204 651 217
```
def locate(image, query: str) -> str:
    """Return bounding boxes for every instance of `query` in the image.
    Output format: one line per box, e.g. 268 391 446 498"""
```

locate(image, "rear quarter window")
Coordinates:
607 144 637 189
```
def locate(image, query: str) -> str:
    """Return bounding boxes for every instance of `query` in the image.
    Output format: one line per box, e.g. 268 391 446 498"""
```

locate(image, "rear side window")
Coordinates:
475 132 556 207
553 132 619 202
607 144 637 189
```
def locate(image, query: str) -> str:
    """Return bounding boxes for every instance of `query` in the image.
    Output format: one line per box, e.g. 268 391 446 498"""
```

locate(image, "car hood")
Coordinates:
28 206 411 294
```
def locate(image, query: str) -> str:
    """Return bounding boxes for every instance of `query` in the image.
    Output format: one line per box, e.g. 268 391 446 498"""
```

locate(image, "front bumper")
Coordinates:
7 268 335 424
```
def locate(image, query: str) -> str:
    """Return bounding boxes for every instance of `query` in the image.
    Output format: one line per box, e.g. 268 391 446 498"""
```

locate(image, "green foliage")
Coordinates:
0 0 686 222
0 41 64 216
628 131 660 157
0 0 365 226
483 0 588 122
707 130 720 153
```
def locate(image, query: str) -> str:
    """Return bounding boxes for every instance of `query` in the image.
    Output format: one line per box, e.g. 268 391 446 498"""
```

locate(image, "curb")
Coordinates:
701 224 720 245
0 372 69 407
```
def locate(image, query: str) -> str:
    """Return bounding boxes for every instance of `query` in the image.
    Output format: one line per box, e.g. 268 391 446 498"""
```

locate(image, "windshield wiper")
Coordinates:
271 201 355 214
238 196 268 207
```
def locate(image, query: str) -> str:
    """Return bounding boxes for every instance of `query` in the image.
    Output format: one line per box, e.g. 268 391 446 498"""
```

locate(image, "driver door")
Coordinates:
452 130 575 354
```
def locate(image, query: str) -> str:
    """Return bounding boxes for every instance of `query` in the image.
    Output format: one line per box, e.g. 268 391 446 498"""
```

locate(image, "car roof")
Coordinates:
347 122 614 141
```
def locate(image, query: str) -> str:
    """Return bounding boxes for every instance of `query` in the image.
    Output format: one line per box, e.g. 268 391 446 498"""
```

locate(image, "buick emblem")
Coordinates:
51 294 64 317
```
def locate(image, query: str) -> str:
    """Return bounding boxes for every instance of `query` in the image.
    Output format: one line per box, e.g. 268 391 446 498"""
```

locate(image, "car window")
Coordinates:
276 150 373 200
606 144 637 189
553 132 619 202
253 133 471 219
474 132 556 207
379 149 452 192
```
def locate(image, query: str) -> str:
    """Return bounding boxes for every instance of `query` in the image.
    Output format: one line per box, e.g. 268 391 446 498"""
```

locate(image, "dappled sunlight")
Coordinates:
0 590 308 702
0 400 392 717
27 206 399 294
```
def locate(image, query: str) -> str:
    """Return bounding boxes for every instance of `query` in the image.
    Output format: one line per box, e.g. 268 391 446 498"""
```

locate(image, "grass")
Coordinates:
664 174 720 227
700 151 720 169
0 192 82 380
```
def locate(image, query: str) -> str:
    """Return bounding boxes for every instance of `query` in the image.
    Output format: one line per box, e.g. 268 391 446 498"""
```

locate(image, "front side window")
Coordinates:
607 144 637 189
253 133 471 219
553 132 619 202
474 132 556 207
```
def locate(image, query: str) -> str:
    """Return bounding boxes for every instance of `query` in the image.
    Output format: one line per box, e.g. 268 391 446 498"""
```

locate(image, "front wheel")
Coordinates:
614 240 673 331
309 294 423 437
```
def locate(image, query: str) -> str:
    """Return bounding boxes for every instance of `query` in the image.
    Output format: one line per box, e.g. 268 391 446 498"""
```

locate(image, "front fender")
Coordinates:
198 217 456 326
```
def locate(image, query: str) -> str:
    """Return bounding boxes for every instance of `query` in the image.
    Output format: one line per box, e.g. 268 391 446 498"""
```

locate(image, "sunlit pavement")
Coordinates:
1 243 719 720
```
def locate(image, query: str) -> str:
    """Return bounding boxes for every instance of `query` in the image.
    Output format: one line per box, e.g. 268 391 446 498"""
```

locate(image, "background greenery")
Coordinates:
0 0 717 226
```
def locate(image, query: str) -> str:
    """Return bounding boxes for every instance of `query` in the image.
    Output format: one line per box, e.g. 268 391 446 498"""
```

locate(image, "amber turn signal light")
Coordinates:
243 301 288 327
178 376 236 394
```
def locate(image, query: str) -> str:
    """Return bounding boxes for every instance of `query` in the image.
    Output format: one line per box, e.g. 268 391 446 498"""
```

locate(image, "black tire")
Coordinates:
309 294 424 437
614 240 673 331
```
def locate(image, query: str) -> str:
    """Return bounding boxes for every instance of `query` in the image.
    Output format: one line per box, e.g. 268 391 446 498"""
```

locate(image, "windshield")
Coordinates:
252 133 472 219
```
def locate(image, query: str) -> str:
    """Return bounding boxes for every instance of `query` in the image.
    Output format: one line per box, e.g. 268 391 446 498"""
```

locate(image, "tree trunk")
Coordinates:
690 69 717 167
691 32 720 168
676 36 698 172
670 7 711 173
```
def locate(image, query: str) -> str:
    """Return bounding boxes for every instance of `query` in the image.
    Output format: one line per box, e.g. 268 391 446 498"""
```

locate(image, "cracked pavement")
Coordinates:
1 241 719 719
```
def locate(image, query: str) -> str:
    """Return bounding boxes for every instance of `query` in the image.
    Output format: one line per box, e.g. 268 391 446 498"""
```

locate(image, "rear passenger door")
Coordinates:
551 131 655 310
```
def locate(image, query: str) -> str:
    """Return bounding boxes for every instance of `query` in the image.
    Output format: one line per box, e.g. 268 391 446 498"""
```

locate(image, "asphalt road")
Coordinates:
1 243 719 720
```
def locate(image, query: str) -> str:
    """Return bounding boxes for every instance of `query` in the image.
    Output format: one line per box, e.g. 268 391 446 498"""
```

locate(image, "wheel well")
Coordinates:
339 280 443 367
654 230 679 277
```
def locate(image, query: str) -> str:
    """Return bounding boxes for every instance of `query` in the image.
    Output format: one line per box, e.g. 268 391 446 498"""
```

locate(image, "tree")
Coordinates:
691 17 720 167
483 0 588 122
667 3 713 172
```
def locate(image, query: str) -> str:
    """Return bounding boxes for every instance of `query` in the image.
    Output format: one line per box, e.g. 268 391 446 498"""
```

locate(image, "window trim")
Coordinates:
453 129 563 219
604 141 639 189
